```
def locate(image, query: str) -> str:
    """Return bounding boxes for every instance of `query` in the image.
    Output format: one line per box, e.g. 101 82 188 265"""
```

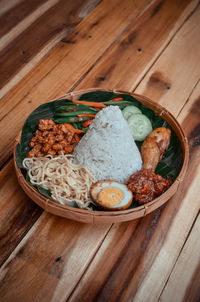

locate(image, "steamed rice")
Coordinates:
73 106 142 183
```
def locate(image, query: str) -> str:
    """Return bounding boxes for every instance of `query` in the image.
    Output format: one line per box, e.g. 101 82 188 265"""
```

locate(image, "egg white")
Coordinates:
90 180 133 210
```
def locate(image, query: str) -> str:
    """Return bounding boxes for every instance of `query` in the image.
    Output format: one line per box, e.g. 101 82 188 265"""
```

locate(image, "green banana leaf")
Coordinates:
78 90 183 179
79 90 116 101
16 91 183 206
16 98 69 199
20 98 69 160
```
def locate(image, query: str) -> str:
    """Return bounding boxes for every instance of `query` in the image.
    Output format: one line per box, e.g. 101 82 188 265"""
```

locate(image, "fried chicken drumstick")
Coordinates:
141 127 171 171
127 127 172 204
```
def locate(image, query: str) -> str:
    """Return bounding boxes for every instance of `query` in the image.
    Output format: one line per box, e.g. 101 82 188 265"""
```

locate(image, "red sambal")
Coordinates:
127 169 172 204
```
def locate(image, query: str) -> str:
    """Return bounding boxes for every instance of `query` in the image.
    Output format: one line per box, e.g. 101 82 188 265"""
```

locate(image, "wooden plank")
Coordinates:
159 211 200 302
0 160 42 266
157 81 200 302
0 0 152 166
0 0 60 51
0 0 56 39
77 0 199 92
0 0 197 265
0 10 199 302
124 13 200 301
0 213 111 302
66 7 200 300
135 6 200 117
0 0 151 106
0 0 22 17
0 2 199 300
128 82 200 302
67 77 200 302
0 0 101 97
0 0 151 267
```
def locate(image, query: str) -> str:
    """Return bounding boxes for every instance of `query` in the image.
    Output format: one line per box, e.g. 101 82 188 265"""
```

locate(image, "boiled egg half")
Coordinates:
90 180 133 210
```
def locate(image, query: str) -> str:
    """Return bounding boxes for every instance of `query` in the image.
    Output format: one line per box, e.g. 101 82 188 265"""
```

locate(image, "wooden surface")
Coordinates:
0 0 199 301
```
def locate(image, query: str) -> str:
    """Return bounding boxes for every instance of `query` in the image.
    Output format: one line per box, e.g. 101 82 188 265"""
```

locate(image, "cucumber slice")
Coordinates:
127 113 152 141
122 105 142 120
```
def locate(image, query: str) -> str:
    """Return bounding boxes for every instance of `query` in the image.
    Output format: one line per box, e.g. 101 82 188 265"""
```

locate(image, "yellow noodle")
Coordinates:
23 154 94 209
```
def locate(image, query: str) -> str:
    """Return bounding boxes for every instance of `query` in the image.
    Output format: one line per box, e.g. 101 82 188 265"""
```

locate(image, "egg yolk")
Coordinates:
97 187 124 207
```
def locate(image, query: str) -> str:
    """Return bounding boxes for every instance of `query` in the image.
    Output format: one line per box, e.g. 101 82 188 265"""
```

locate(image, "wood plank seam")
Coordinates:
0 0 103 99
65 223 114 302
0 2 198 300
132 0 200 93
0 154 13 172
176 78 200 119
68 0 158 92
0 212 47 274
0 204 43 268
63 22 199 296
158 208 200 300
129 81 200 301
70 0 200 95
78 0 102 19
160 209 200 302
0 0 60 52
0 0 158 167
67 102 198 301
0 0 154 117
0 0 197 178
0 1 198 264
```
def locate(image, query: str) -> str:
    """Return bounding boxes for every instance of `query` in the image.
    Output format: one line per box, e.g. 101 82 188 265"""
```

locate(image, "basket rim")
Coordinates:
13 89 189 219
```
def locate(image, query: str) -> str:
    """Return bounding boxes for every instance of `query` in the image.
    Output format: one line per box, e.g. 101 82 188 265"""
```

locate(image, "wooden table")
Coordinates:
0 0 200 301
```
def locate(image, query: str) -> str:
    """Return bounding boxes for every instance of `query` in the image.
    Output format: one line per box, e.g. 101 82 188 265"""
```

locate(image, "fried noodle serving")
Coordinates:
23 154 94 209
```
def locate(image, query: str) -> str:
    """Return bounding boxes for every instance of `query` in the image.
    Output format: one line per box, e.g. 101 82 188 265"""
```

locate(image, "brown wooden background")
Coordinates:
0 0 200 301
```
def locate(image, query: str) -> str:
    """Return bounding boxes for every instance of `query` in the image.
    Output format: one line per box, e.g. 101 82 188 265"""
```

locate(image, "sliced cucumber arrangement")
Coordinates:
122 105 153 141
122 105 142 120
127 113 153 141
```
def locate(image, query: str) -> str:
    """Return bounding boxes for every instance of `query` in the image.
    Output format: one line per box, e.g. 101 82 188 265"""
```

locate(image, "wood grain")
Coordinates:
0 0 60 51
0 1 199 301
0 0 57 39
160 211 200 302
0 0 22 16
0 0 151 267
0 0 101 98
0 213 110 302
68 72 200 302
0 0 151 166
77 0 199 91
0 160 42 266
0 0 197 268
68 8 200 301
130 81 200 302
136 4 200 116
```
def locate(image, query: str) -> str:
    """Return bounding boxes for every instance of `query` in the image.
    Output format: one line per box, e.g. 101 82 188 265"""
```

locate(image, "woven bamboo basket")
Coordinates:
13 89 189 223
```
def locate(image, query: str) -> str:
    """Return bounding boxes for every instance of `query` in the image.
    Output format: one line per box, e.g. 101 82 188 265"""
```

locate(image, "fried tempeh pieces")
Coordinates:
27 119 80 157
